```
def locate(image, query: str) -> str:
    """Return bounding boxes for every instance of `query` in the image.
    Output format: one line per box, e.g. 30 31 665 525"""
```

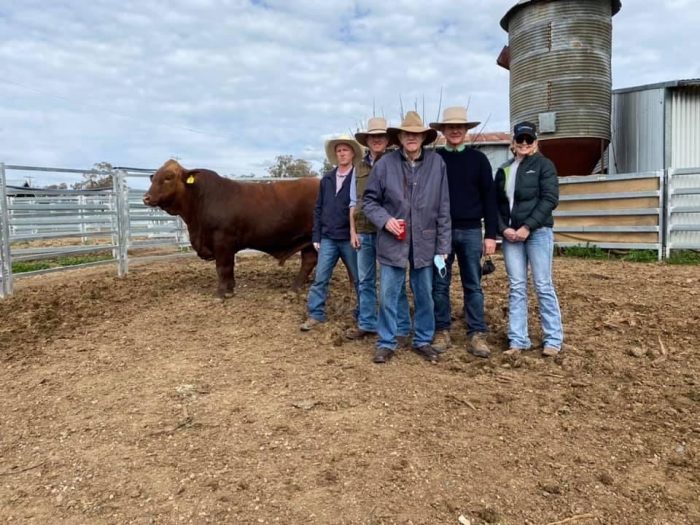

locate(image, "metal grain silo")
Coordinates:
499 0 622 176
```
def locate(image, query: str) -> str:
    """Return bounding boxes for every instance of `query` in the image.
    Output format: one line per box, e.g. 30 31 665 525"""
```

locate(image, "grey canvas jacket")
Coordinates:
363 148 451 269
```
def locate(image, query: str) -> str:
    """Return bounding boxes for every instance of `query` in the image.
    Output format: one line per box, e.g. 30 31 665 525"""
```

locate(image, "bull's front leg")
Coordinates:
214 248 236 299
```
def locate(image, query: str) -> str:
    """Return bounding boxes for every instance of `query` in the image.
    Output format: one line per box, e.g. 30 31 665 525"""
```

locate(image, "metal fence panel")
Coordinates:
666 167 700 257
554 170 665 258
0 164 191 297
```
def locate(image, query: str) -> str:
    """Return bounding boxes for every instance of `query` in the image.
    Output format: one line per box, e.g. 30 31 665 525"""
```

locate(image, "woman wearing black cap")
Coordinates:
495 121 563 357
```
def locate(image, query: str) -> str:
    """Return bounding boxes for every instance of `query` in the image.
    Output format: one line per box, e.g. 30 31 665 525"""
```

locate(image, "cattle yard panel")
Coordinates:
666 167 700 257
554 171 665 259
0 164 192 298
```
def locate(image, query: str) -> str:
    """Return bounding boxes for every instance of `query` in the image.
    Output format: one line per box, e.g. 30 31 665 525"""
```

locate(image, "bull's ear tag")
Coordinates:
186 175 195 185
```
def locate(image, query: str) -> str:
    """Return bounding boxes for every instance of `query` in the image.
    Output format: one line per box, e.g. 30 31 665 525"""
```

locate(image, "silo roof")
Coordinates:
500 0 622 31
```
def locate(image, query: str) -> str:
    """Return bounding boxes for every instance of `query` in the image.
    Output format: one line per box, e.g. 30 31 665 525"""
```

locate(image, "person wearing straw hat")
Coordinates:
344 117 411 346
428 106 499 358
300 135 362 332
363 111 451 364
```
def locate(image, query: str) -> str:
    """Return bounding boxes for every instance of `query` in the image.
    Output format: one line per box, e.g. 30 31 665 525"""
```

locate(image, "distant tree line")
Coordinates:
266 155 332 178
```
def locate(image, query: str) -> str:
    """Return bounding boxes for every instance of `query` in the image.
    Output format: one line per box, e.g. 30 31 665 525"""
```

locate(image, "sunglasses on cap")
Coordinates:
515 135 535 145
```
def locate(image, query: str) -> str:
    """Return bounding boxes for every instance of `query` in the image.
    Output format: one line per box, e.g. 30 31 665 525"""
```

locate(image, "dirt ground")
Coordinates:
1 252 698 524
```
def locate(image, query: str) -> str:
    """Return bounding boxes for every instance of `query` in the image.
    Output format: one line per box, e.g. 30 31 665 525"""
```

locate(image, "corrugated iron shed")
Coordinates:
610 79 700 174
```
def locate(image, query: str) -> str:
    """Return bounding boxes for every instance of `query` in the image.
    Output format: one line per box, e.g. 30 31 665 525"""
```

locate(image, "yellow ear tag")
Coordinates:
186 175 195 185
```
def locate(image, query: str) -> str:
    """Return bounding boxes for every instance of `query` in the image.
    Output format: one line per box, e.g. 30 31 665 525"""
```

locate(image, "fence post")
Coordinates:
0 163 13 298
113 169 130 277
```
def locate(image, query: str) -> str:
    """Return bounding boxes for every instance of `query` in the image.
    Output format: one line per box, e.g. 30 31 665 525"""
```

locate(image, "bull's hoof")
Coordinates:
217 291 234 300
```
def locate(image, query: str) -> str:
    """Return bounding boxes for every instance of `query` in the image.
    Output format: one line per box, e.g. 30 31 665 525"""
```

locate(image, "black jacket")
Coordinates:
495 153 559 233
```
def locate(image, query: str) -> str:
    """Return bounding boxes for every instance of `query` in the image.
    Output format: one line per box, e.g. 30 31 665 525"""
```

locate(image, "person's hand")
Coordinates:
313 242 320 251
483 238 497 255
514 226 530 242
502 228 517 242
350 232 360 250
384 217 402 237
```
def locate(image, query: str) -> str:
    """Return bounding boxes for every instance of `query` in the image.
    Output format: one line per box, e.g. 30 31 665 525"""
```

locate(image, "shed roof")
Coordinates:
613 78 700 95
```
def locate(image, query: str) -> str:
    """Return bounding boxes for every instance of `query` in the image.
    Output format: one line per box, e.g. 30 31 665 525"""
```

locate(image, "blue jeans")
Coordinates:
307 238 358 321
433 227 487 335
378 263 433 350
502 227 563 350
357 233 410 335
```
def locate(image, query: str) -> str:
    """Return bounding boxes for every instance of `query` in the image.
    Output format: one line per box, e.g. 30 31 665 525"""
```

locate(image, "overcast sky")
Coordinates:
1 0 698 186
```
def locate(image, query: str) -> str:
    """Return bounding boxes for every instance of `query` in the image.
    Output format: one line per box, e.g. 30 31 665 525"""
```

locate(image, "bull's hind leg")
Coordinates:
215 250 236 299
293 245 318 291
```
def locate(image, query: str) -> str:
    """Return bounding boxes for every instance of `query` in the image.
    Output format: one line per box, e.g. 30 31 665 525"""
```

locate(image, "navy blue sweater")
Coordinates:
312 168 353 243
437 147 499 239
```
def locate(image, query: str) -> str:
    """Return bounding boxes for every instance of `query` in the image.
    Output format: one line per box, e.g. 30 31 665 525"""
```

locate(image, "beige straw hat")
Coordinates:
324 134 364 167
354 117 389 147
429 106 480 132
386 111 438 147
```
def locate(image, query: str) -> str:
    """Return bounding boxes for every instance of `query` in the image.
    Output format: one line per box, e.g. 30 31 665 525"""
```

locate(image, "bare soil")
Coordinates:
1 253 698 524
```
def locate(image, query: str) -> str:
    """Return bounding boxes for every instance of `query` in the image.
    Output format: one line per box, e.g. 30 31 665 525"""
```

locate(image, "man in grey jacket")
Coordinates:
363 111 451 364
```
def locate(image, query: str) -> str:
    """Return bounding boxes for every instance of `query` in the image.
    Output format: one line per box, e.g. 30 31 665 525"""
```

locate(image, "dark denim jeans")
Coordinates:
307 238 358 322
432 227 487 335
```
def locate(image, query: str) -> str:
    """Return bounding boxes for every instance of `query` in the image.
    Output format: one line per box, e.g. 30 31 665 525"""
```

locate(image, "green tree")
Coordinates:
73 162 114 190
267 155 318 178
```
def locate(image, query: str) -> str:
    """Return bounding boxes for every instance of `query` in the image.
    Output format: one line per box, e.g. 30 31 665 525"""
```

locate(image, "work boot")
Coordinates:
542 346 560 357
300 318 322 332
344 327 374 340
432 329 452 353
412 344 439 363
468 333 491 358
373 348 394 364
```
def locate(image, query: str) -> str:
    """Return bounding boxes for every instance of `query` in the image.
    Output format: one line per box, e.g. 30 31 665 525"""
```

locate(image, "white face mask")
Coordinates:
433 255 447 278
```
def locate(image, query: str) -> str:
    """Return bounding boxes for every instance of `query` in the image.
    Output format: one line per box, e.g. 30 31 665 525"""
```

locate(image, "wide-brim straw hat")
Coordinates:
354 117 389 147
324 135 364 167
386 111 438 147
429 106 480 132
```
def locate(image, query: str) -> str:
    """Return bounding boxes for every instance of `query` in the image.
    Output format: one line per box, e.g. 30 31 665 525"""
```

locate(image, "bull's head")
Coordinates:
143 159 192 214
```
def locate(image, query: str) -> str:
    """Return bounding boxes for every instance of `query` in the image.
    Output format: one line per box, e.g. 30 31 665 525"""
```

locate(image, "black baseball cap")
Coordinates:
513 121 537 140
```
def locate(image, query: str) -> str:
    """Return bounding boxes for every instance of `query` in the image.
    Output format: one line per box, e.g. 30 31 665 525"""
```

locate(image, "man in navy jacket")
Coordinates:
300 135 362 331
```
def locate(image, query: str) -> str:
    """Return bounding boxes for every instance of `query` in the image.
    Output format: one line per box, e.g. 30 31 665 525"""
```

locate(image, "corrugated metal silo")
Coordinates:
499 0 622 176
